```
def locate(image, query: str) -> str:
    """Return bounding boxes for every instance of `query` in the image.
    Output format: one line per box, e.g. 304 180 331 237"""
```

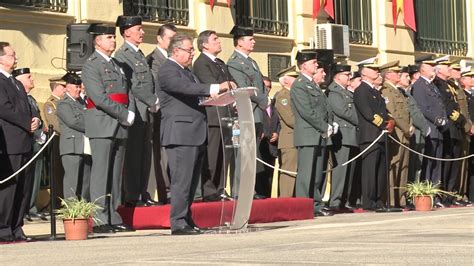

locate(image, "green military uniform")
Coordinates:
291 73 333 212
380 80 412 207
327 79 358 209
275 88 297 197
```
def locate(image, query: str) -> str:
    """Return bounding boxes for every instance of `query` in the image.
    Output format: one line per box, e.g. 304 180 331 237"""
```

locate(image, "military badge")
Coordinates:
384 97 389 104
281 99 288 106
46 106 53 114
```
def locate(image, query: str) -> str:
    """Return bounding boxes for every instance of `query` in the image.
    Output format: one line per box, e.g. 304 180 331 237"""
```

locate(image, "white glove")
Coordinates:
122 111 135 126
148 98 160 113
332 122 339 135
322 124 333 138
426 126 431 137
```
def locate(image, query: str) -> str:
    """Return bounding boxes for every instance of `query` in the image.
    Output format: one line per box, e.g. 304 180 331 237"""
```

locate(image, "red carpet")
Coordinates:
118 197 314 230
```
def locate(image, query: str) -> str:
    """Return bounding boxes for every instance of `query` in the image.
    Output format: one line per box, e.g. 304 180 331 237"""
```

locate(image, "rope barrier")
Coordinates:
0 132 56 184
388 134 474 161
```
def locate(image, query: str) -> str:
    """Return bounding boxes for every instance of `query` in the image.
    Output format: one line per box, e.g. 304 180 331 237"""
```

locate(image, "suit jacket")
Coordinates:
290 74 333 147
44 95 61 134
465 90 474 122
275 88 295 149
193 53 236 126
57 94 86 155
411 77 446 140
147 47 167 82
353 81 389 144
82 50 135 139
399 86 430 144
433 77 464 140
327 82 359 147
227 50 268 123
380 81 412 144
262 101 280 157
0 73 33 155
27 94 44 143
453 82 472 135
115 42 157 122
157 59 212 146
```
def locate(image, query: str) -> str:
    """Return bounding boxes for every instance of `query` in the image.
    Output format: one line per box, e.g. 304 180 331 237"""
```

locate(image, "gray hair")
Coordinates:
168 34 193 56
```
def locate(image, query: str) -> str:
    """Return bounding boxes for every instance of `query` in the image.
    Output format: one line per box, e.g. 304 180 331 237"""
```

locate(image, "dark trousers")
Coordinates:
257 138 277 197
330 145 357 208
152 111 170 203
29 142 44 214
166 145 206 231
360 142 386 209
442 137 462 193
201 126 234 198
0 152 34 239
61 154 91 201
468 139 474 201
422 137 443 186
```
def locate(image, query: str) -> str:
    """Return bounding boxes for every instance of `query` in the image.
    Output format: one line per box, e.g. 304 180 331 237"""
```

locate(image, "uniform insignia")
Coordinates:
348 103 352 107
120 68 125 75
281 99 288 106
384 97 389 104
46 106 53 114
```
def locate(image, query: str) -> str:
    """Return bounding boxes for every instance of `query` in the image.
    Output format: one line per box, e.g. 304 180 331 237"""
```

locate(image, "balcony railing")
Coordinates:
235 0 288 37
0 0 67 13
123 0 189 26
415 0 467 56
334 0 372 45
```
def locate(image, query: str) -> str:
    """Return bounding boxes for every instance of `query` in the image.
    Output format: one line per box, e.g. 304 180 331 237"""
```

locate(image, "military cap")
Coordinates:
48 76 66 85
116 15 142 28
350 71 361 80
415 54 436 65
296 49 317 63
380 60 401 73
400 66 409 73
62 72 82 85
357 57 380 70
12 68 30 77
450 63 461 71
276 65 299 78
230 26 254 39
461 66 474 77
88 23 116 35
407 64 419 75
333 64 351 74
433 55 455 66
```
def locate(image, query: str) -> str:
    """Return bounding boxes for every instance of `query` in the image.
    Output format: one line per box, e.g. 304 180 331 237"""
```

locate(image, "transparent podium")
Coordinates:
200 87 257 233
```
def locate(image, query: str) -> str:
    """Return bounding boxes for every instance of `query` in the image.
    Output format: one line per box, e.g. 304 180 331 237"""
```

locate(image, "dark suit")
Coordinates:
193 53 235 199
411 77 446 185
147 48 170 204
157 59 212 231
465 89 474 201
0 72 34 241
259 100 280 197
353 81 389 209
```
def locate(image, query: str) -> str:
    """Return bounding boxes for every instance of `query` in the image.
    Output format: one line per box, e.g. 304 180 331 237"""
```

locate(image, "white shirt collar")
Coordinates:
203 51 217 62
421 75 432 83
126 41 140 52
96 49 112 62
168 58 185 69
235 49 249 59
301 72 313 82
0 69 12 78
66 92 77 102
362 80 375 89
157 46 168 58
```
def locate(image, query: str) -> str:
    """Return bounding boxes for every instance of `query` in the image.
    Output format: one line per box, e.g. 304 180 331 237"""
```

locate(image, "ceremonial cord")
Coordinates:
0 132 56 184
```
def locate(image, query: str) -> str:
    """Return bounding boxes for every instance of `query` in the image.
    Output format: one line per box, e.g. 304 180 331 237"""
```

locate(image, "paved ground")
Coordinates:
1 207 473 265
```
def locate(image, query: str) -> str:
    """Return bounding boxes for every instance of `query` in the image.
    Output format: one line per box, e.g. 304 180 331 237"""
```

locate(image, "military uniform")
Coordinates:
82 37 136 228
275 88 297 197
57 91 91 201
327 80 359 209
464 87 474 201
115 20 159 206
380 80 412 207
291 73 333 212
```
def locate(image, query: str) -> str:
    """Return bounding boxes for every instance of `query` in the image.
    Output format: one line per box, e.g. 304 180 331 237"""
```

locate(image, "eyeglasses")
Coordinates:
178 47 195 54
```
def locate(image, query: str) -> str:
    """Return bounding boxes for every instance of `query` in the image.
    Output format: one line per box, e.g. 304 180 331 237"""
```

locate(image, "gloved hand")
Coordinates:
332 122 339 134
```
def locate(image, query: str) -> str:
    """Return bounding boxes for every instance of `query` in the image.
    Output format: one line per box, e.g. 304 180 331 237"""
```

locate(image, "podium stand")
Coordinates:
200 87 257 231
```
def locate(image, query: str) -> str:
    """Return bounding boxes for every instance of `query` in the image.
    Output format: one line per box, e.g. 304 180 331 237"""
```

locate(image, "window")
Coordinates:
235 0 288 36
0 0 67 13
415 0 467 56
333 0 372 45
123 0 189 26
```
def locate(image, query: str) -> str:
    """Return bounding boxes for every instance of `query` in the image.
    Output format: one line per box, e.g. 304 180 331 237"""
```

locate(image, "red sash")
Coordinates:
86 93 128 109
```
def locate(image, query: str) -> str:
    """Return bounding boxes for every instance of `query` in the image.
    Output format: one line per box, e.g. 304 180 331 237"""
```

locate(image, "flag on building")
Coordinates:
392 0 417 32
313 0 334 20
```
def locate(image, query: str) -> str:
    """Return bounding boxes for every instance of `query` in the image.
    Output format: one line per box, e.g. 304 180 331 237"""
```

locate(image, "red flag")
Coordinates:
403 0 417 32
210 0 215 11
227 0 231 7
313 0 334 20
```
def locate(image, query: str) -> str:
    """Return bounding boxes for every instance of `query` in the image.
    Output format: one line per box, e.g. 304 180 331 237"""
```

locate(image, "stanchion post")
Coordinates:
48 125 57 239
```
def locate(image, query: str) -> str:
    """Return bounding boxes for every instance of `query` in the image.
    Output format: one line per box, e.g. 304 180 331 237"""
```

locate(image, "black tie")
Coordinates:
9 76 19 90
184 68 197 83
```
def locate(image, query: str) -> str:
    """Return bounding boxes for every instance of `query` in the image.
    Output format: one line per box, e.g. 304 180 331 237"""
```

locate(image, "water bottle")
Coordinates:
231 120 240 147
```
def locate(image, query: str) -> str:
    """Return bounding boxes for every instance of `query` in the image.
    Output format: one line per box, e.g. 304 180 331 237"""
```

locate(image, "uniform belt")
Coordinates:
86 93 129 109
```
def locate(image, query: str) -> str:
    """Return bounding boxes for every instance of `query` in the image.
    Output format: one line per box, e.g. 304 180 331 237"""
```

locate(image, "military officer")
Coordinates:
291 50 334 216
461 69 474 202
432 56 465 206
274 65 299 197
326 64 359 210
379 61 413 207
57 72 91 201
115 16 160 207
227 26 270 198
353 58 395 211
82 23 135 233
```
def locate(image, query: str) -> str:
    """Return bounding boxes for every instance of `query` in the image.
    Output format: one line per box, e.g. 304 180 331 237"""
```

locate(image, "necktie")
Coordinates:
184 68 197 83
266 106 272 117
9 76 19 90
248 57 258 70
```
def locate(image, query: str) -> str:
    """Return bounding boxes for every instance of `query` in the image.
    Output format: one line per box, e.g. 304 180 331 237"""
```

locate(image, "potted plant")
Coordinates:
56 197 102 240
405 180 455 211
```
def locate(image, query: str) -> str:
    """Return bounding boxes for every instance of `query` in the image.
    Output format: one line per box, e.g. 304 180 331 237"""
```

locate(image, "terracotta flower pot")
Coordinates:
414 196 433 211
63 219 89 240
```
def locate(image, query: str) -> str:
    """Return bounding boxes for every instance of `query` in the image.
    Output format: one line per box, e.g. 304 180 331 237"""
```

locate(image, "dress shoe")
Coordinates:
405 203 415 211
314 210 334 217
451 199 467 207
15 234 32 242
434 201 446 208
253 194 266 200
112 223 135 232
203 194 222 202
24 214 33 222
143 198 164 207
0 235 14 243
92 225 115 234
171 226 202 235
